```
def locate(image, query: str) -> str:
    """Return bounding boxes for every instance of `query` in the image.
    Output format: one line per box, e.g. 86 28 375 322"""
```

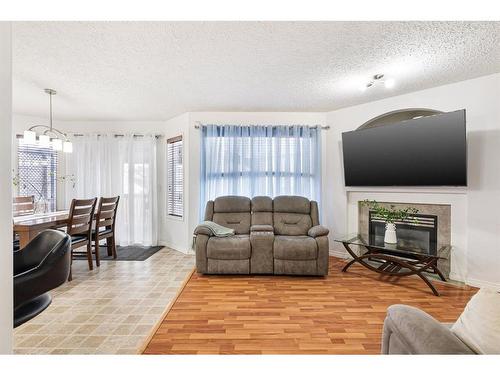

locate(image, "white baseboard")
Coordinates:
158 241 192 255
329 249 351 260
448 272 465 284
464 277 500 290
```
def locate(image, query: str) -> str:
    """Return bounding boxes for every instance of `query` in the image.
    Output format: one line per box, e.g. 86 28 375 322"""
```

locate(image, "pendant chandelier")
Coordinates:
21 88 73 153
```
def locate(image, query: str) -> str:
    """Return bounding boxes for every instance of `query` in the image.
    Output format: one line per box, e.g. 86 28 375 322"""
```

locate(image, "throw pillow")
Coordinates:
451 288 500 354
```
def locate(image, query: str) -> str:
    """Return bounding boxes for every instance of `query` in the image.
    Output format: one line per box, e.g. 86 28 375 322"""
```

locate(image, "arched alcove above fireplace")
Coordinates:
357 108 443 130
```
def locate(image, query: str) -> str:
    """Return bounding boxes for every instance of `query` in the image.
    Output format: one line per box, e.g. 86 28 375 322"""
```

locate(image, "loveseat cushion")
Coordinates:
214 196 251 213
251 196 273 212
212 212 251 234
207 235 251 260
273 196 310 214
251 196 273 226
273 213 312 236
273 235 317 260
212 196 252 234
272 196 313 235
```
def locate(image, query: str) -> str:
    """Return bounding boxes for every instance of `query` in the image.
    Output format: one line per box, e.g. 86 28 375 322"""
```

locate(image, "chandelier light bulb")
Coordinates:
52 138 63 151
23 130 37 144
63 141 73 153
39 134 51 147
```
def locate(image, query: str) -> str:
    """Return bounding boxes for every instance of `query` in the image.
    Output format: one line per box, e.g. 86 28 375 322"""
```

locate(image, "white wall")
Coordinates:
0 22 13 354
158 113 190 252
324 73 500 288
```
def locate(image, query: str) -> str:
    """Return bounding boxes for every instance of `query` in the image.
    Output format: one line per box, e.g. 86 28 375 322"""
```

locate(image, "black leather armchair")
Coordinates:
13 229 71 328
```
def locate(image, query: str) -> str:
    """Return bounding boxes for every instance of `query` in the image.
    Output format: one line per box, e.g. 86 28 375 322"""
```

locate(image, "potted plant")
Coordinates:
362 200 418 244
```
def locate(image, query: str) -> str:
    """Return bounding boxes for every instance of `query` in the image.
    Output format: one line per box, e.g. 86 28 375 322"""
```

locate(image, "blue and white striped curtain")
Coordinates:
200 125 322 219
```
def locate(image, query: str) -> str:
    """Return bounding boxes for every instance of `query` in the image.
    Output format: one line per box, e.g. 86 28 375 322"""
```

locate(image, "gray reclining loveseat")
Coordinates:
194 195 329 276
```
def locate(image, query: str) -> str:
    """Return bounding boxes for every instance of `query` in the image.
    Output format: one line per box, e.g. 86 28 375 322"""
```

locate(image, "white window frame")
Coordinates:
166 135 184 219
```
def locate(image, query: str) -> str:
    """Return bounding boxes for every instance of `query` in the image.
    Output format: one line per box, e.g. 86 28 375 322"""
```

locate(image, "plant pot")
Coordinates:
384 222 397 244
35 198 48 214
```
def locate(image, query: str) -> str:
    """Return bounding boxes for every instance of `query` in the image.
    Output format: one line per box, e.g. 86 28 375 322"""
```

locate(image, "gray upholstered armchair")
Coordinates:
194 195 329 276
382 305 476 354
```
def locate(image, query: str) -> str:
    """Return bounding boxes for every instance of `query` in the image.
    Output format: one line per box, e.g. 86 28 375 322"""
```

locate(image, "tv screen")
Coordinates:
341 109 467 187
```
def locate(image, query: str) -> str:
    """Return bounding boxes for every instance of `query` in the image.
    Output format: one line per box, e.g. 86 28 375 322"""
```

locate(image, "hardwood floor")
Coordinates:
142 257 477 354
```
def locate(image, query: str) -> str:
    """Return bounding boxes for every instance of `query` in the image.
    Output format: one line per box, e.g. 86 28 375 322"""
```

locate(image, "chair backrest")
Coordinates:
14 229 71 277
14 229 72 315
206 196 252 234
272 196 316 236
66 198 97 236
95 196 120 232
13 196 35 217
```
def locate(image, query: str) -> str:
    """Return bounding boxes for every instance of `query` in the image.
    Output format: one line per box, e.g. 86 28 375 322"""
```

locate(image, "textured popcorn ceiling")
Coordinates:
12 21 500 121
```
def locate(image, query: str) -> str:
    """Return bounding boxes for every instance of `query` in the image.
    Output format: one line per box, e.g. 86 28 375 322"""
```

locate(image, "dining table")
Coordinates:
13 211 70 249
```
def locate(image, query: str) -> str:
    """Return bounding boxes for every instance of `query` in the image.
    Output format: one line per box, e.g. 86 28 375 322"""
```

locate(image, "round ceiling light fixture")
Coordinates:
359 74 396 92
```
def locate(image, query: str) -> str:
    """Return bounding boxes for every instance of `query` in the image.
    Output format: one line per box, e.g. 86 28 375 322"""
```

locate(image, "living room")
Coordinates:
1 1 500 373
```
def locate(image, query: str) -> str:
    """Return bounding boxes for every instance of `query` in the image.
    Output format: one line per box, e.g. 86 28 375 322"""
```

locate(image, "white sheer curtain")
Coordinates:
200 125 322 219
64 134 158 246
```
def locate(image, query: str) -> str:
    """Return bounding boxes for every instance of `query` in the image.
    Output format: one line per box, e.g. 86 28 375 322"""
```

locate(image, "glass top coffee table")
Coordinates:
334 234 449 296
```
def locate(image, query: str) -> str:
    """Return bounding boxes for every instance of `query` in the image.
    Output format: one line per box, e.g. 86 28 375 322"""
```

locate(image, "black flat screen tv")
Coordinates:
341 109 467 187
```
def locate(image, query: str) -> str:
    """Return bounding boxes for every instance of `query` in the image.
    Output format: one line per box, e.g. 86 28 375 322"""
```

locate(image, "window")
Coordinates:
200 125 321 217
17 142 58 212
167 136 183 217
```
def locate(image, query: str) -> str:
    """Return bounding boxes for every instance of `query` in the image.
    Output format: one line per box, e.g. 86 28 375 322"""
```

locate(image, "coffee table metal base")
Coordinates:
341 242 446 296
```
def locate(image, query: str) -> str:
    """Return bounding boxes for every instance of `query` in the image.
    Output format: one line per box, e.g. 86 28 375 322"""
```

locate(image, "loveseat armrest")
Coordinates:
250 224 274 233
194 224 214 237
382 304 476 354
308 225 329 238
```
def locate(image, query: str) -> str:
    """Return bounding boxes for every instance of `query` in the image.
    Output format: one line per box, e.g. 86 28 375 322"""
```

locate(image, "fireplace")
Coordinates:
369 212 438 255
358 201 452 279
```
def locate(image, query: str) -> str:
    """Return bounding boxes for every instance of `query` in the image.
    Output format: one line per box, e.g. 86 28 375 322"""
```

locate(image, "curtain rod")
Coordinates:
72 134 163 138
16 133 163 139
194 123 330 130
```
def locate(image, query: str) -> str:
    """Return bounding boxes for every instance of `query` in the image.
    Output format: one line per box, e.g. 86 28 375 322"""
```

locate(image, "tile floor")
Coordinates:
14 247 195 354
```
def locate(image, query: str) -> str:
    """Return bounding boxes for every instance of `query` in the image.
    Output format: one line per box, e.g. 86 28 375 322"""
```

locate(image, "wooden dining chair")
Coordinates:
13 196 35 217
66 198 97 280
92 196 120 266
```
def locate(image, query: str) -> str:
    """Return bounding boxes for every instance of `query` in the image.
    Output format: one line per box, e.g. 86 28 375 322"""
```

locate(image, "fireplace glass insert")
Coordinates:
368 211 438 256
